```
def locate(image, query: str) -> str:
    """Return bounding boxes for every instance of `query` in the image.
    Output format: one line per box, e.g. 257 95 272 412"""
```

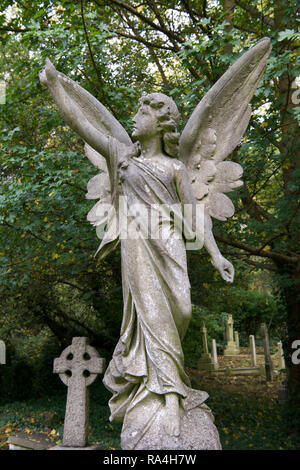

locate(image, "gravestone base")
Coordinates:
224 341 239 357
198 353 217 371
49 444 102 450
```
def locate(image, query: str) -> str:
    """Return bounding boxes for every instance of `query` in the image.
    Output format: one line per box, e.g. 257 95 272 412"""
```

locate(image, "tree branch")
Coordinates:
215 233 299 264
235 0 275 28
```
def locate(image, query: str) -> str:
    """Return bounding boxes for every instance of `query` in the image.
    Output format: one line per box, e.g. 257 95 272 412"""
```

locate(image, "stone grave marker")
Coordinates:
198 323 216 371
277 341 285 370
211 339 218 368
0 340 5 364
224 315 239 356
234 331 240 354
249 335 257 367
52 337 106 449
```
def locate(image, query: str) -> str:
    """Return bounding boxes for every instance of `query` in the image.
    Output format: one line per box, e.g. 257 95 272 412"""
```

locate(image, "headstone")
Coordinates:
0 340 6 364
234 331 240 354
52 337 105 449
224 315 239 356
212 339 218 367
222 317 228 342
249 335 257 366
260 323 274 381
198 324 216 371
277 341 285 370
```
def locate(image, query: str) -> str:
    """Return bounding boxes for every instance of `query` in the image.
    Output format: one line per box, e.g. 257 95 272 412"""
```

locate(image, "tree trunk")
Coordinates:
277 262 300 432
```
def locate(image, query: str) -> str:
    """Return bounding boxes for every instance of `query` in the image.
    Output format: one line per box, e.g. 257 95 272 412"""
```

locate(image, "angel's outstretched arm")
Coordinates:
40 59 110 160
175 162 234 283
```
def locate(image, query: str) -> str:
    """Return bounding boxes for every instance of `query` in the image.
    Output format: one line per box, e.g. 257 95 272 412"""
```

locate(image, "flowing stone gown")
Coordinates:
101 138 215 449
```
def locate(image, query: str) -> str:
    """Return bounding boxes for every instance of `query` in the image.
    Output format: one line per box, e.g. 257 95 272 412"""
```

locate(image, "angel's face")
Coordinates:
132 102 160 141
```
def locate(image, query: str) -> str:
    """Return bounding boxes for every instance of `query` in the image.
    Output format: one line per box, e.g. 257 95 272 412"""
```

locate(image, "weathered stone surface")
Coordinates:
234 331 240 353
54 337 105 447
0 339 5 364
277 341 286 370
212 339 218 366
249 335 257 367
8 432 55 450
224 315 239 357
198 323 216 371
121 393 221 450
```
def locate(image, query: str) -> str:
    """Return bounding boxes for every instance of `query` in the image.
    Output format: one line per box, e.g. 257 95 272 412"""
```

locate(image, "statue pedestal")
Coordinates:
121 389 222 450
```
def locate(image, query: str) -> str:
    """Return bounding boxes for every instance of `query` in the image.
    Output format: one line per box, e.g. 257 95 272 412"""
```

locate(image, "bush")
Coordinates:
0 332 64 403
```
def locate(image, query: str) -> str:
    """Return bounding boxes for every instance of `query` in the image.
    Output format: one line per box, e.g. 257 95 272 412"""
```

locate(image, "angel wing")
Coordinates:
179 38 272 221
55 71 132 252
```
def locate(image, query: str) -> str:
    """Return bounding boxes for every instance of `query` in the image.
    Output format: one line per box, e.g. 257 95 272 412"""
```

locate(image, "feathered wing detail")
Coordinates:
55 71 132 233
179 38 272 221
85 144 112 227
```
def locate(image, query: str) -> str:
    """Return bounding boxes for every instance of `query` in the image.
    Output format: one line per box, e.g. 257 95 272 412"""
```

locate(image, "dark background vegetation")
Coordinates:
0 0 299 442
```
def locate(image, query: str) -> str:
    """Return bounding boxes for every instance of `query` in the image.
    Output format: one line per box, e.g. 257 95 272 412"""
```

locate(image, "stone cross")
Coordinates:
277 341 285 370
260 323 274 381
54 337 106 447
224 315 239 356
249 335 257 366
198 323 216 371
0 340 5 365
227 315 234 342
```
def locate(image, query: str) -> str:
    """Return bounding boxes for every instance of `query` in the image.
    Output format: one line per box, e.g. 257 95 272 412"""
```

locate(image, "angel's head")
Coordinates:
132 93 180 158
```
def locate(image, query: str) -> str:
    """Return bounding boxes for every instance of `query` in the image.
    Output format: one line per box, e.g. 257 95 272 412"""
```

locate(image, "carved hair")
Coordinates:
139 93 180 158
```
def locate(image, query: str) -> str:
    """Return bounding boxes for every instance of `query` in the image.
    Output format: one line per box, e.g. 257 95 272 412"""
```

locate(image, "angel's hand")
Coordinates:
39 58 59 87
211 254 234 283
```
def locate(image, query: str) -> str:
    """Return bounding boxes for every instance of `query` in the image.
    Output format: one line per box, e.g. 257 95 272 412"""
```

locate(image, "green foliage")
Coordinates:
0 332 63 402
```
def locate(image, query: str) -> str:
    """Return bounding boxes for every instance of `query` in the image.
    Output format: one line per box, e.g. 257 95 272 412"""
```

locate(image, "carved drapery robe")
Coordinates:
102 138 208 442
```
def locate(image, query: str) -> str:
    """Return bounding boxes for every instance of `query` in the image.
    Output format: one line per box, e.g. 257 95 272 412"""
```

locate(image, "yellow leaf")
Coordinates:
48 191 55 197
50 429 56 436
282 160 290 170
25 428 31 434
5 427 12 434
243 136 248 143
260 122 268 128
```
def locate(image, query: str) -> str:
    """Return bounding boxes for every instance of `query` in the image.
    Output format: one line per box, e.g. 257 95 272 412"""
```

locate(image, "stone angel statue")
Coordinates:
40 37 271 450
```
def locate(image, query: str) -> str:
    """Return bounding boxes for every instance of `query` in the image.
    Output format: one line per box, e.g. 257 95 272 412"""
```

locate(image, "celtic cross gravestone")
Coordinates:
53 337 105 448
